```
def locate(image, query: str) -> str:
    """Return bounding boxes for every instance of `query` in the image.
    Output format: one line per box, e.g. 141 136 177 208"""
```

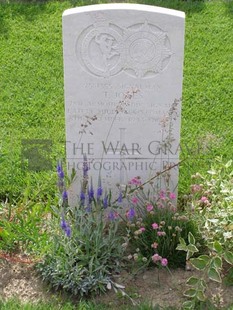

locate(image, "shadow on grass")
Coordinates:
0 1 48 24
68 0 206 15
0 0 206 38
1 0 206 17
131 0 206 15
224 0 233 18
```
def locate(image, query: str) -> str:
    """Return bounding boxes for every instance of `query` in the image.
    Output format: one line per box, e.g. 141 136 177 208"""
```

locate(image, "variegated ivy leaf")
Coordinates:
213 240 223 254
208 267 222 283
184 288 196 298
223 251 233 265
188 232 196 245
190 258 208 270
186 276 199 286
196 290 206 302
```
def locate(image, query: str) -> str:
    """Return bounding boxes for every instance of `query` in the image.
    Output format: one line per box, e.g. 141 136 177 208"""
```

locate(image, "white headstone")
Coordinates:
62 4 185 204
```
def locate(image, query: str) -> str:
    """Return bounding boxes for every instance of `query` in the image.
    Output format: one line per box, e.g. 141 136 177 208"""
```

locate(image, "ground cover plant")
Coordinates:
0 0 233 309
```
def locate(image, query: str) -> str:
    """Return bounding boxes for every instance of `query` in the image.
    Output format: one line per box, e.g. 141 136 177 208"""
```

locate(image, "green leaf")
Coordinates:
190 258 208 270
186 276 199 286
212 256 222 270
213 241 223 254
184 288 196 298
187 251 193 260
223 251 233 265
188 232 196 245
182 300 195 310
196 290 206 302
198 255 210 264
176 244 187 251
187 244 198 253
200 279 207 289
179 237 187 246
208 267 222 283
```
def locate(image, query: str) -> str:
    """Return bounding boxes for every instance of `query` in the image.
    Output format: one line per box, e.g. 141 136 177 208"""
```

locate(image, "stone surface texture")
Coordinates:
62 4 185 203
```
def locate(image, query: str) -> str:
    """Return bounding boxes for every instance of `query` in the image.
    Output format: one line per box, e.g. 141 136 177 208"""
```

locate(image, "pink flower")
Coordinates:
169 192 176 200
151 242 158 249
159 190 166 200
132 197 139 204
152 254 162 263
146 204 153 212
161 258 168 267
152 223 159 230
200 196 208 202
129 177 141 186
191 184 202 193
157 231 166 236
139 227 146 232
200 196 210 205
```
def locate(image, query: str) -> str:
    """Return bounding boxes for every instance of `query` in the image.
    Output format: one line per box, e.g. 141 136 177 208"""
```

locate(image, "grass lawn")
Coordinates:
0 0 232 200
0 2 232 309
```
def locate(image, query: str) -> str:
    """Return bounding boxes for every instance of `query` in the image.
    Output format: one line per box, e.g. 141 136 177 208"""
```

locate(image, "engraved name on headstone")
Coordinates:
62 4 185 204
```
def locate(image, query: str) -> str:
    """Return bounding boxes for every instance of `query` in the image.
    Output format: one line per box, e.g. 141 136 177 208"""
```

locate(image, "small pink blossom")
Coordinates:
191 184 202 193
200 196 208 202
151 242 158 249
146 204 153 212
169 192 176 200
152 223 159 230
161 258 168 266
159 190 166 200
200 196 210 205
131 197 139 204
152 254 162 263
157 231 166 236
129 177 141 186
139 227 146 232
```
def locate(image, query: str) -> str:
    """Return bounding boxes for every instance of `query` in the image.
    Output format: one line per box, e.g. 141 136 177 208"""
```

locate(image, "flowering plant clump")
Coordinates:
123 178 201 268
37 160 125 296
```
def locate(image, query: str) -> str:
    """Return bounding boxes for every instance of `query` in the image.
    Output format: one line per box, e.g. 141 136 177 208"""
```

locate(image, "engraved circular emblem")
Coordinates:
76 21 172 79
129 38 156 64
123 22 172 78
76 24 123 77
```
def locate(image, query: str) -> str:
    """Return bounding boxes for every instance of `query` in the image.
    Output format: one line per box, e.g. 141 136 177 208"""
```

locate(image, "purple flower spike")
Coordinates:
118 189 123 203
88 179 94 201
60 218 67 230
60 216 71 237
103 195 108 209
127 208 135 220
80 191 85 205
65 225 71 237
57 163 64 179
97 187 103 199
96 176 103 199
62 190 68 201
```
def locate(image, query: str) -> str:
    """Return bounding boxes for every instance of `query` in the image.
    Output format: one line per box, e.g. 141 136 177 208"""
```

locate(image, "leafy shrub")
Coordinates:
177 158 233 309
37 163 125 296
